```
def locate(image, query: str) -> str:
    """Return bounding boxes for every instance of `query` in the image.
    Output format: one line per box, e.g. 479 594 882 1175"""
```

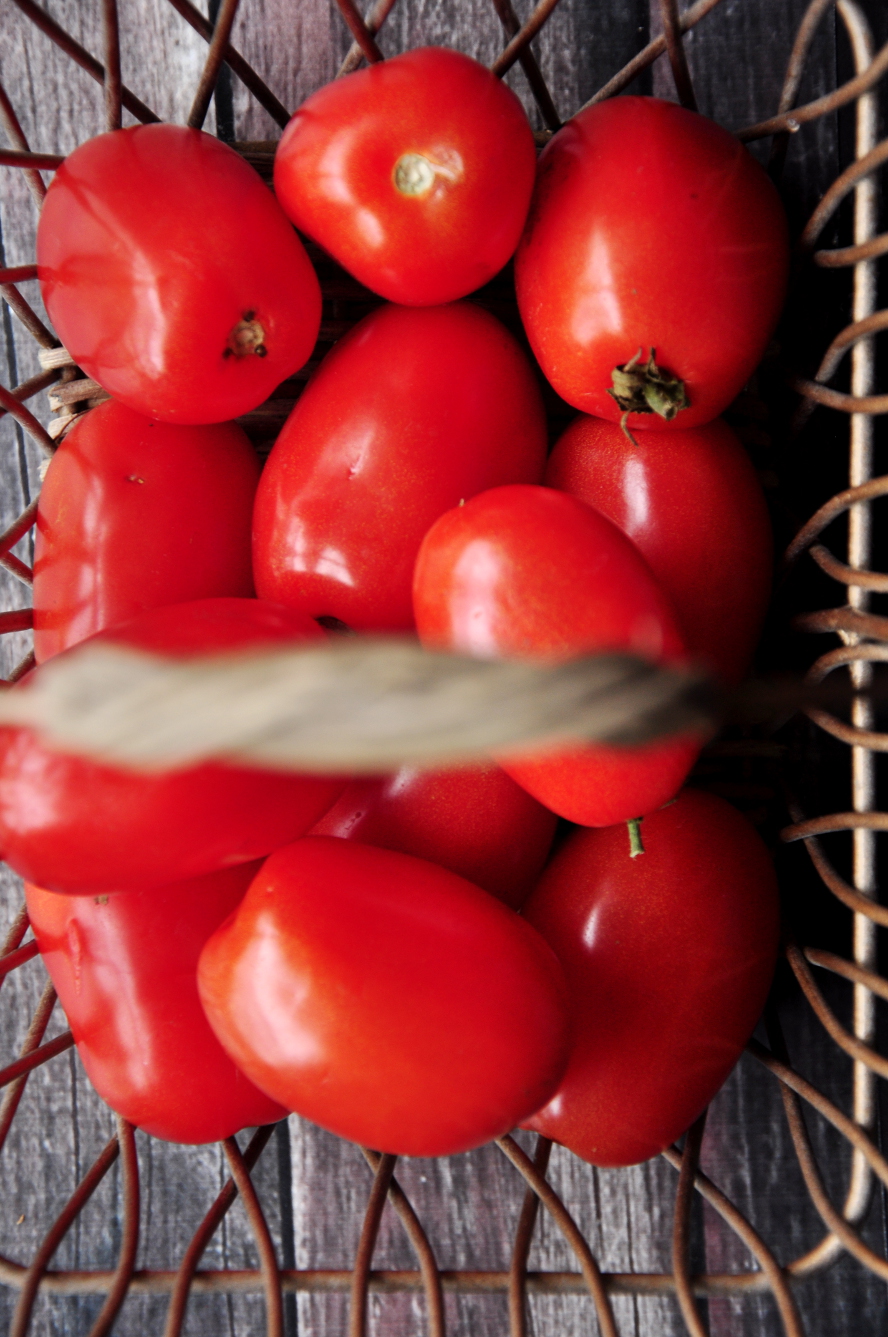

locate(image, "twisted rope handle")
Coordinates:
0 638 718 773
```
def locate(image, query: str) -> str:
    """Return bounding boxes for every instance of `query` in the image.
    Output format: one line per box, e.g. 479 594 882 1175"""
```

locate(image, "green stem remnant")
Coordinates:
618 410 641 448
627 816 645 858
608 348 689 437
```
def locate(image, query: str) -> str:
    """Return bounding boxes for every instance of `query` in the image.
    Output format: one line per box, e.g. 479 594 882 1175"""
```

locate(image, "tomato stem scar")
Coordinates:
225 312 267 359
627 817 645 857
393 153 461 197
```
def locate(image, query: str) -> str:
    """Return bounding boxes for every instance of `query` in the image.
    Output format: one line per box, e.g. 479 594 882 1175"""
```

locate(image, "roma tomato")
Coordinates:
26 864 286 1144
0 599 345 893
253 302 547 631
198 837 569 1156
413 484 700 826
273 47 536 305
33 400 261 662
545 415 772 684
522 788 780 1166
37 125 321 424
515 97 789 428
310 762 558 909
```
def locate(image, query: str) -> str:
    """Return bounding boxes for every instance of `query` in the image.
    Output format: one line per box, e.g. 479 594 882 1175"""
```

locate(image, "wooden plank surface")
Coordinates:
0 10 293 1332
0 1 886 1334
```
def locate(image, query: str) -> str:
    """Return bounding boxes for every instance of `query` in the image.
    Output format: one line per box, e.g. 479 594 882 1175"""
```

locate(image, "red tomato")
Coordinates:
515 97 789 428
545 415 772 684
26 864 286 1143
198 836 569 1156
0 599 345 893
273 47 536 305
310 762 558 909
522 788 780 1165
33 399 262 662
37 125 321 425
253 302 547 631
413 484 700 826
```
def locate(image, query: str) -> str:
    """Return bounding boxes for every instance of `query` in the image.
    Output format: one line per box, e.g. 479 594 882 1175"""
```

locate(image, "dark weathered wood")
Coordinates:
0 9 291 1299
0 5 296 1332
699 985 888 1337
1 2 887 1336
226 0 342 141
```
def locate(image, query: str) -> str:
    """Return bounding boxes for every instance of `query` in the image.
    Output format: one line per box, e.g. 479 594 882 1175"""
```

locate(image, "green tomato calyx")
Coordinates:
608 347 689 426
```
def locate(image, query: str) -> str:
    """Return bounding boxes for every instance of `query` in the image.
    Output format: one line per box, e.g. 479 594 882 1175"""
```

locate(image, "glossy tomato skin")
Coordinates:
310 762 558 909
515 97 789 427
37 125 321 424
522 789 780 1166
26 864 286 1143
33 400 262 662
253 302 547 631
0 599 346 893
198 836 570 1157
273 47 536 306
545 415 772 684
413 484 700 826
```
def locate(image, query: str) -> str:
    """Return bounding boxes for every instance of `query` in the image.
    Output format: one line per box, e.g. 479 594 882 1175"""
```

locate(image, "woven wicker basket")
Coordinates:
0 0 887 1333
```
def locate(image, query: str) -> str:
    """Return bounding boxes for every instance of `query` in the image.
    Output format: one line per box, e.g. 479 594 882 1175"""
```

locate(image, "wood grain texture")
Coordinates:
228 0 342 141
229 0 656 138
700 992 888 1337
1 1 886 1334
0 6 295 1331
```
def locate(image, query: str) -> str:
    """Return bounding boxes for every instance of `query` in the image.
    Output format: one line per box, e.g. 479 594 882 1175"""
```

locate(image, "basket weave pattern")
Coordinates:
0 0 887 1333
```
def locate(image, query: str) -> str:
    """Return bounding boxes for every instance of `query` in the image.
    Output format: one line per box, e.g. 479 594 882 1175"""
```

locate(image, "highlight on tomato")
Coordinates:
522 788 780 1166
0 599 346 893
515 97 789 429
273 47 537 306
33 399 262 662
37 124 322 425
26 863 287 1144
413 484 702 826
524 786 781 1165
253 302 548 632
545 414 773 684
198 836 570 1157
